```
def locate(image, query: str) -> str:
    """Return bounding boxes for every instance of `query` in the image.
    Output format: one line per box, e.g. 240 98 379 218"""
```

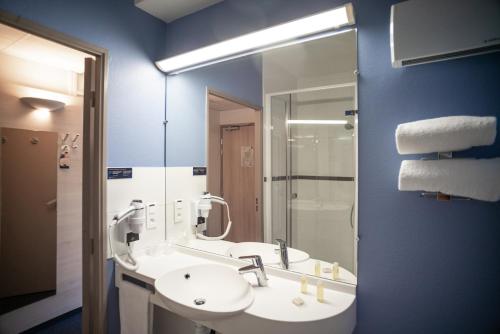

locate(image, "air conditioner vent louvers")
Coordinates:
391 0 500 68
401 44 500 67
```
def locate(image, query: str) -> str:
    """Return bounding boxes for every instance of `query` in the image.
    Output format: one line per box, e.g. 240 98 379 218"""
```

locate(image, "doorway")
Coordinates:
0 12 107 334
206 91 262 242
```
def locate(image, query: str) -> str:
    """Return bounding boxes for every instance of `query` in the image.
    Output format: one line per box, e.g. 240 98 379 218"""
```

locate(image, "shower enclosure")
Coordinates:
264 83 357 273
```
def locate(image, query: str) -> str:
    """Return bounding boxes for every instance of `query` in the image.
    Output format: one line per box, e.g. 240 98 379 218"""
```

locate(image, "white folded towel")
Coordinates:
398 158 500 202
119 280 152 334
396 116 496 154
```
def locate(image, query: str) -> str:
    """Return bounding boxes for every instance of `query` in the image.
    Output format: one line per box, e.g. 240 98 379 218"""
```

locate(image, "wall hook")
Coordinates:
71 133 80 149
62 133 70 144
61 144 70 153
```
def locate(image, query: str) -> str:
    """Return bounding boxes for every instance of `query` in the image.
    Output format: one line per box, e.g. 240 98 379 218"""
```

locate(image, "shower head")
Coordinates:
344 123 354 130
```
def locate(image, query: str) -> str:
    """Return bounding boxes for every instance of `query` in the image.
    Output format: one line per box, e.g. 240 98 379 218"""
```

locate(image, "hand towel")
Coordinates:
396 116 496 154
119 280 152 334
398 158 500 202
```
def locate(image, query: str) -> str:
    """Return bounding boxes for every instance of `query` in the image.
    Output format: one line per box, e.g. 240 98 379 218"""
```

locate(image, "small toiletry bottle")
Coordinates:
332 262 340 280
300 276 308 294
316 281 324 302
315 260 321 276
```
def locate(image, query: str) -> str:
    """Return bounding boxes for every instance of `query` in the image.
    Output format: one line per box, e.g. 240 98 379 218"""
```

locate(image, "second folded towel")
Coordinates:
396 116 496 154
398 158 500 202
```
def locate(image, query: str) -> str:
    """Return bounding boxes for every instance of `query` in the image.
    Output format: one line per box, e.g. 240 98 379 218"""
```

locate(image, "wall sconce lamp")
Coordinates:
20 97 66 112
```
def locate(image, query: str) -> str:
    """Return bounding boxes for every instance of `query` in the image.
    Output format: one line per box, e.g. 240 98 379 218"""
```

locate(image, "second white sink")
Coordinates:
155 263 254 321
226 242 309 265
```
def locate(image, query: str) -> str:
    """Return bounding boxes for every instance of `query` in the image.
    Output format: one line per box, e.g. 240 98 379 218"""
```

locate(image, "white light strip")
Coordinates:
156 3 355 73
287 120 348 125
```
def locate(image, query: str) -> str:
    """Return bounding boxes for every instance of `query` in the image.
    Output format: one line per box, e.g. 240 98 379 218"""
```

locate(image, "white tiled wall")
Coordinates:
164 167 206 244
107 167 166 257
106 166 206 257
291 181 355 272
291 86 355 178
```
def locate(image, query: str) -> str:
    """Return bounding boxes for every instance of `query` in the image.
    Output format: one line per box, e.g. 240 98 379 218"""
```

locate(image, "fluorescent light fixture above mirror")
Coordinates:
287 120 348 125
156 3 355 74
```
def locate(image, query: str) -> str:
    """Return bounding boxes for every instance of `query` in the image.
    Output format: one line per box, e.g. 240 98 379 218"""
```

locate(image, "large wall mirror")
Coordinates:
167 28 358 285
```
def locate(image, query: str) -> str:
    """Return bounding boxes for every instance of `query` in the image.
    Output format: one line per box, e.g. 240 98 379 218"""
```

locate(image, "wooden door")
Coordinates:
82 56 107 334
0 127 58 298
221 125 260 242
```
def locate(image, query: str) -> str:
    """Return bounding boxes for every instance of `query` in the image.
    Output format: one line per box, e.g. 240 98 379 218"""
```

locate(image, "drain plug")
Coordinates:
194 298 206 306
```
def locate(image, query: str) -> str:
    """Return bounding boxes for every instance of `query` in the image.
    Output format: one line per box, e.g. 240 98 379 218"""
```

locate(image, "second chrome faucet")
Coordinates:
237 239 289 287
238 255 268 287
275 238 289 270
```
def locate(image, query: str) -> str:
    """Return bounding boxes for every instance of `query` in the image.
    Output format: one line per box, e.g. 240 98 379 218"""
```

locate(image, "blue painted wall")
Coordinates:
356 1 500 332
166 55 262 166
165 0 500 332
0 0 166 167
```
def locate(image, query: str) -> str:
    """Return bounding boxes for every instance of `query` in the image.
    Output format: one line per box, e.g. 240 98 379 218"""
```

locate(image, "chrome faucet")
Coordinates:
275 239 289 269
238 255 268 287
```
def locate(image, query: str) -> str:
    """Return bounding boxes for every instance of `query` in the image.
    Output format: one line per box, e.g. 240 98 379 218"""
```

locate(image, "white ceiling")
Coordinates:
135 0 223 23
0 23 89 73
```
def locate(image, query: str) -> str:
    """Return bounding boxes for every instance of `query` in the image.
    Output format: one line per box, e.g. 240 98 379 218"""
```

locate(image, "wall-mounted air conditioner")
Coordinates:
390 0 500 68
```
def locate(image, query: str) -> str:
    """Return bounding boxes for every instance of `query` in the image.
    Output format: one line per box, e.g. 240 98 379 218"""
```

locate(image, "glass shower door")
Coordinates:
270 84 357 273
270 94 290 244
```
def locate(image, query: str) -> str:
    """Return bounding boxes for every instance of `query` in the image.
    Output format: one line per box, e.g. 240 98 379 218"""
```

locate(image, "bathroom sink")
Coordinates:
227 242 309 265
155 264 254 321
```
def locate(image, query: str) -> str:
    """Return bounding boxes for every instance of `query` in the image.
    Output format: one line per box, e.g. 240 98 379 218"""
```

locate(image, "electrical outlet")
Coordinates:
174 199 183 224
146 203 157 229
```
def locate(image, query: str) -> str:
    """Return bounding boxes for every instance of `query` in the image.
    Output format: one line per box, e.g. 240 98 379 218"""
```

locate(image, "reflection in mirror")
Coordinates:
206 92 262 243
267 85 357 280
169 29 357 285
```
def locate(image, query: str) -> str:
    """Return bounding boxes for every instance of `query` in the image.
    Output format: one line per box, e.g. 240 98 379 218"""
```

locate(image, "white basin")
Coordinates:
226 242 309 265
154 263 254 321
